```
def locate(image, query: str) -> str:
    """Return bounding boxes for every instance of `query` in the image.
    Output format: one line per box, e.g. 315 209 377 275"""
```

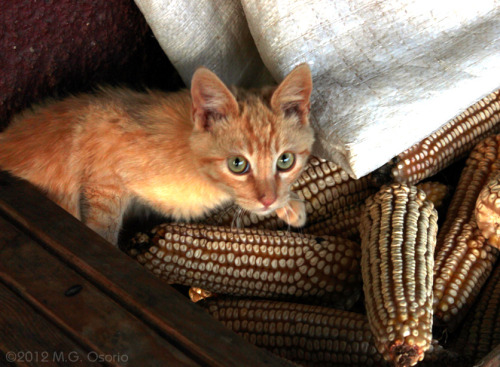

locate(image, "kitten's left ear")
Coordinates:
271 63 313 125
191 67 239 132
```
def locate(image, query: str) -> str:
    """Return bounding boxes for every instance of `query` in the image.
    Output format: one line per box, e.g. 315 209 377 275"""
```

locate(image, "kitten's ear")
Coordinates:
191 67 239 132
270 63 312 125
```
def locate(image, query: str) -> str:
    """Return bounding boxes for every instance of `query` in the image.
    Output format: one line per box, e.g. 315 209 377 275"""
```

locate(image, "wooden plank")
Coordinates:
0 171 294 367
0 216 199 367
0 282 99 367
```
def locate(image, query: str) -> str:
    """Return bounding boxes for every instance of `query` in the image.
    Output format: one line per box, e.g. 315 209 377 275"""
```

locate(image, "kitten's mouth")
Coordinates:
237 202 280 217
252 202 286 216
254 207 275 216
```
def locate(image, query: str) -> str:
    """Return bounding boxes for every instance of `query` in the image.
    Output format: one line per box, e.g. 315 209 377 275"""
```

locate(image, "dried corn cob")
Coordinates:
391 90 500 185
301 204 362 240
205 156 377 236
455 260 500 364
433 226 498 331
200 297 386 367
295 157 376 224
359 183 438 367
415 182 449 210
126 223 362 309
475 172 500 248
200 297 459 367
433 135 500 331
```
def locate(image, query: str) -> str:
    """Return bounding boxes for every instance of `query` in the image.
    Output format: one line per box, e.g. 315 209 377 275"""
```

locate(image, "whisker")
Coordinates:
211 204 237 226
230 208 238 230
231 207 244 230
240 208 252 228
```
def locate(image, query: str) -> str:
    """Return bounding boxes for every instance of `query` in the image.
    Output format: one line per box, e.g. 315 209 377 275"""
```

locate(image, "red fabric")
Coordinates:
0 0 181 128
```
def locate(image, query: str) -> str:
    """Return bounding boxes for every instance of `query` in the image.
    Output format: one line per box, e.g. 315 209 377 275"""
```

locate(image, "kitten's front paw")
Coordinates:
276 198 307 227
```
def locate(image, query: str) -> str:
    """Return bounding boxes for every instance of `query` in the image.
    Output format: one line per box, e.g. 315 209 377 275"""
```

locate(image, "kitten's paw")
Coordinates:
276 198 307 227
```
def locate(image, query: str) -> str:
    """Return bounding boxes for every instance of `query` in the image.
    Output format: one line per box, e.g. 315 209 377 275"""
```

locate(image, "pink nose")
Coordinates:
259 195 276 208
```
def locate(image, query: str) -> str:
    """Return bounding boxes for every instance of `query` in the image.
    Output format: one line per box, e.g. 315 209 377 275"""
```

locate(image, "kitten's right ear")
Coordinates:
271 63 313 125
190 67 239 132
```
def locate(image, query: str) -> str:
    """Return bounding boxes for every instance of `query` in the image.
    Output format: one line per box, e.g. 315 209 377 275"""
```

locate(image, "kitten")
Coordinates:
0 64 314 245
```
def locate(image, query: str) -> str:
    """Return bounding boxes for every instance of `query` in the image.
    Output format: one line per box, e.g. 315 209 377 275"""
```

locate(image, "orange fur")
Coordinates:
0 64 314 245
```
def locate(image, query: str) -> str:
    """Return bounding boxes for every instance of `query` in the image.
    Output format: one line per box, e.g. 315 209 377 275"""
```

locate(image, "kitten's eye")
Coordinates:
227 156 249 174
277 152 295 171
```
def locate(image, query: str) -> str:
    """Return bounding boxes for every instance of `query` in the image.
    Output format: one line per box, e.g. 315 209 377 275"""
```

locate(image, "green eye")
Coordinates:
227 156 249 174
277 152 295 171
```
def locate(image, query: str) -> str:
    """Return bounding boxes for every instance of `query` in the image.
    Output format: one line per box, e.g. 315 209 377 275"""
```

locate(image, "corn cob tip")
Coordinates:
389 343 421 367
189 287 215 303
475 173 500 249
122 231 151 254
370 159 396 187
416 181 449 209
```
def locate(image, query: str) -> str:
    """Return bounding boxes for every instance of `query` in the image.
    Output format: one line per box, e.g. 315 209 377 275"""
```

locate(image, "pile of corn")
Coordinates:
124 90 500 367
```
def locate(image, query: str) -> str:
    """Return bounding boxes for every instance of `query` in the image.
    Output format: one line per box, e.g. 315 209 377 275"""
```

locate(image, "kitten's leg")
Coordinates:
276 192 307 227
49 190 82 220
81 185 129 246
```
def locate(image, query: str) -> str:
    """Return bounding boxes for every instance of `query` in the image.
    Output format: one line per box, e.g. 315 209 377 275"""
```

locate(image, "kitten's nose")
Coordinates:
259 194 276 208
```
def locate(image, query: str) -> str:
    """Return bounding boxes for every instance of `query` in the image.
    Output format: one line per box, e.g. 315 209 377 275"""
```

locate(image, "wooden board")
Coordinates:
0 170 294 367
0 281 98 367
0 216 198 366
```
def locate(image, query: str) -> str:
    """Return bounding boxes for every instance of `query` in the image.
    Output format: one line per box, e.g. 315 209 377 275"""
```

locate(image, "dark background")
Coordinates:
0 0 184 130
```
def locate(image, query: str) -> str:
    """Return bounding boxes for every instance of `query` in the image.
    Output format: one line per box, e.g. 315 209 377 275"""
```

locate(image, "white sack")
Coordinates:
134 0 500 178
133 0 274 87
242 0 500 178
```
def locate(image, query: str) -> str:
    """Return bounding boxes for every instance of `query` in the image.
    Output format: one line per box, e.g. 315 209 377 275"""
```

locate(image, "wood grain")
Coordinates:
0 216 198 367
0 282 98 366
0 171 293 367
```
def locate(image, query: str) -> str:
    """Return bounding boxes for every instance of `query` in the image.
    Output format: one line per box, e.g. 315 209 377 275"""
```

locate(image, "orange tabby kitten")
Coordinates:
0 64 314 245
